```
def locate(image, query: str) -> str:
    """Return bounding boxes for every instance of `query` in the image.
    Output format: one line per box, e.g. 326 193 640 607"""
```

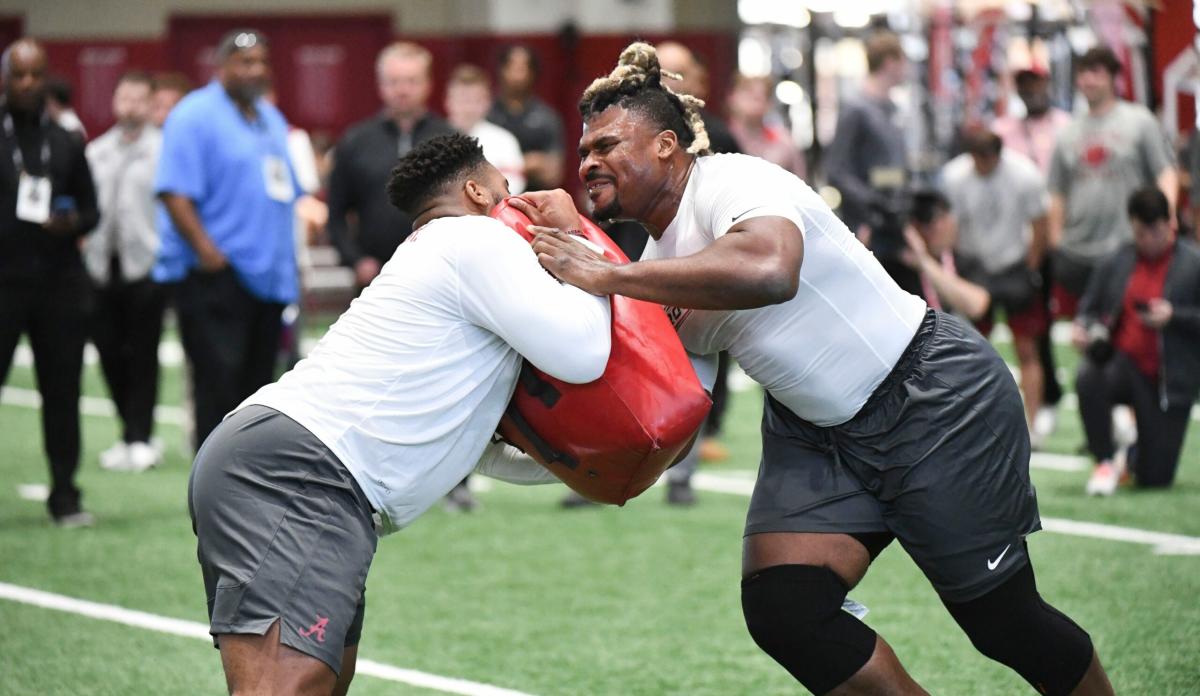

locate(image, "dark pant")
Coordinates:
0 276 89 516
1037 256 1062 406
91 273 165 443
175 268 284 451
704 351 730 435
1076 352 1191 487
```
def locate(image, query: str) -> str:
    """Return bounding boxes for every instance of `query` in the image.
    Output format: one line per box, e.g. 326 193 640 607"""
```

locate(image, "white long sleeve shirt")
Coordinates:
241 214 611 533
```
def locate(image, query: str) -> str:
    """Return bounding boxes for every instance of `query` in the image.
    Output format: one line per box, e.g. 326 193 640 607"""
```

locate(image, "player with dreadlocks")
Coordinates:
187 133 610 695
516 43 1114 696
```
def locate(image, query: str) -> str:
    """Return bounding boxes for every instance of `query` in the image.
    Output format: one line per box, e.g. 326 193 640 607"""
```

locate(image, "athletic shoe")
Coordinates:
666 480 697 506
1028 427 1045 452
443 482 479 513
559 491 597 509
1032 406 1057 441
698 437 729 462
1085 462 1119 497
1113 406 1138 447
126 441 161 472
53 510 95 529
99 441 129 470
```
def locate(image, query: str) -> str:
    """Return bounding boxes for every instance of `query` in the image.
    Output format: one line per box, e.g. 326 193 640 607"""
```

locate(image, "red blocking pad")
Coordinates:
490 198 711 504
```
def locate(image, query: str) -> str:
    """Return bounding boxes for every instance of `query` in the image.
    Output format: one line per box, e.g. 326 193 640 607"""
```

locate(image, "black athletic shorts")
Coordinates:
187 405 377 675
745 309 1042 603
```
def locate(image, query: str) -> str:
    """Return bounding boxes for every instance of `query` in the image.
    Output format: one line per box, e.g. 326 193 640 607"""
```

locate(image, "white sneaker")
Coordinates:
1033 406 1058 441
1113 406 1138 449
126 441 161 472
1085 462 1119 496
99 442 129 470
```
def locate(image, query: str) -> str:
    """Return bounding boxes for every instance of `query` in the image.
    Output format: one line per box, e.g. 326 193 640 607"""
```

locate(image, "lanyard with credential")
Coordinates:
3 112 51 175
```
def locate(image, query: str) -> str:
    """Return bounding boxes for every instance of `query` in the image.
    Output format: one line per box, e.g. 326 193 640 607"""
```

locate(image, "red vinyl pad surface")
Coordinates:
490 198 711 504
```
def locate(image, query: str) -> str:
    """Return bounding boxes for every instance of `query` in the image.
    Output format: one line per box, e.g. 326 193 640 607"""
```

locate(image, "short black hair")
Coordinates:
46 76 72 105
1078 46 1121 77
387 133 488 215
962 127 1002 158
1127 188 1169 226
497 44 539 78
910 189 950 225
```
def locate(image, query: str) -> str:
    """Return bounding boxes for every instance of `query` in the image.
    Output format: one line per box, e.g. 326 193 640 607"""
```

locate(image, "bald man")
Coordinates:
0 38 100 527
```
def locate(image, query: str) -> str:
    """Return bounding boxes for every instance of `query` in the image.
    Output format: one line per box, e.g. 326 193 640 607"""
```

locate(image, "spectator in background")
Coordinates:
154 29 298 450
44 75 86 141
826 32 914 294
327 42 454 289
899 190 991 321
1073 189 1200 494
727 73 805 177
655 41 741 158
489 45 564 191
943 129 1050 441
150 72 191 128
1048 46 1178 318
991 64 1072 449
84 70 165 472
655 40 741 472
993 66 1071 174
0 38 99 526
445 64 525 193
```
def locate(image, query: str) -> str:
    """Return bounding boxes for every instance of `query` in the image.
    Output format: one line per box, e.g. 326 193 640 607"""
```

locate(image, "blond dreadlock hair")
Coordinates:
579 42 712 156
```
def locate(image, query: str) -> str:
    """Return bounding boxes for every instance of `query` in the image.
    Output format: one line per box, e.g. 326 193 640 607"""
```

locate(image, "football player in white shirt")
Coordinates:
188 134 611 695
516 44 1112 696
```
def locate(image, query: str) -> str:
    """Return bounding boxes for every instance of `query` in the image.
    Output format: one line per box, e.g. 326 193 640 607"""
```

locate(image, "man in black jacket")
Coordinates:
1074 188 1200 494
326 42 454 289
0 39 99 526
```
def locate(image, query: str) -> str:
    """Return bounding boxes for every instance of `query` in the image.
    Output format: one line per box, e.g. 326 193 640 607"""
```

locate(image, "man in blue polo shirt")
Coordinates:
155 28 298 450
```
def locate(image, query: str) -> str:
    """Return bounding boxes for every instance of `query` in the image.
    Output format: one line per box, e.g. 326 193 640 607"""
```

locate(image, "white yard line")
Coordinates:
0 582 538 696
1 386 186 426
690 473 1200 556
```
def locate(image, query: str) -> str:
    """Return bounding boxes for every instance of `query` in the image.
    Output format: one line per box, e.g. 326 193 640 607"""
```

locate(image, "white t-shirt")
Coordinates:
943 150 1048 274
643 154 926 426
472 120 526 194
242 215 611 533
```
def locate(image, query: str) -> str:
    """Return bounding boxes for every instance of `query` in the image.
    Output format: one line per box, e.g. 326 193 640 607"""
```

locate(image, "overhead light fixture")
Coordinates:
775 80 806 105
739 0 812 27
738 36 772 77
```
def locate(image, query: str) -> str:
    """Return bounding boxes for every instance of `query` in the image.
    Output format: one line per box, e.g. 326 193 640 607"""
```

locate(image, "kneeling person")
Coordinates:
187 134 611 695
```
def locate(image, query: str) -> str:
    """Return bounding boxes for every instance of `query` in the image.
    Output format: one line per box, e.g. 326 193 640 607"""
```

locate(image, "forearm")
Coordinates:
474 441 560 485
160 194 219 259
1158 167 1180 220
1028 215 1049 268
1047 194 1065 249
599 244 799 311
918 256 990 320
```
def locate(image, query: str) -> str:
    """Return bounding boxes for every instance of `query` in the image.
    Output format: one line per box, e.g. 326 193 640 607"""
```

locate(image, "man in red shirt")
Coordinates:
1074 188 1200 495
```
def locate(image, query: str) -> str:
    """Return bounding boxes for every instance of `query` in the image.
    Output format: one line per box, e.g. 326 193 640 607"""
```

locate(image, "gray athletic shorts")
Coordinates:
187 405 377 675
746 309 1042 603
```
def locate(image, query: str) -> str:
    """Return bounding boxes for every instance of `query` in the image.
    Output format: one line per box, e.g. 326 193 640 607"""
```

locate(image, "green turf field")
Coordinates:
2 323 1199 695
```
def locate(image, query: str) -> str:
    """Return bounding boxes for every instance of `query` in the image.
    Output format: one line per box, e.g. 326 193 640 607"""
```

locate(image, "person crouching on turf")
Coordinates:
187 133 611 696
515 42 1113 696
1073 187 1200 494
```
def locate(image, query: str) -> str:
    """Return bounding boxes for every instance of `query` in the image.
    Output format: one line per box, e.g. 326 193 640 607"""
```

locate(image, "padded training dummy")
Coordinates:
490 198 711 504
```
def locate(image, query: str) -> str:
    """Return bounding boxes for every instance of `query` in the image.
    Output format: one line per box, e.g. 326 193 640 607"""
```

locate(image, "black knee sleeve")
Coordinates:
741 565 877 694
945 562 1094 696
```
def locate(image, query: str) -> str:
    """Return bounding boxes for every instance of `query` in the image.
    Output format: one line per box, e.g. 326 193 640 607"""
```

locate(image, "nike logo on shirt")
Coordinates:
731 206 765 223
987 544 1012 571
